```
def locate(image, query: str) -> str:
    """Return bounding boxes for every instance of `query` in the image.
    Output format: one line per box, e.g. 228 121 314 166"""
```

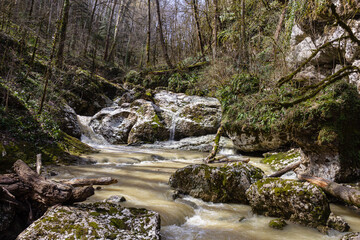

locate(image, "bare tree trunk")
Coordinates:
191 0 204 56
146 0 151 67
298 174 360 208
84 0 98 55
108 0 131 61
273 3 287 59
29 0 35 17
56 0 70 69
104 0 118 60
212 0 219 61
155 0 173 68
240 0 247 66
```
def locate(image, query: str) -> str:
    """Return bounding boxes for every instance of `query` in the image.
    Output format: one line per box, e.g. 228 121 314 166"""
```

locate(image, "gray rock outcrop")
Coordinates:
87 90 221 144
17 202 161 240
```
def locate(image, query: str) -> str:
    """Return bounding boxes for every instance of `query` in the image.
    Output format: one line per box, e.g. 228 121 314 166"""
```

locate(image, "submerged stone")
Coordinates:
245 178 330 228
326 213 350 232
268 219 287 230
17 202 161 240
169 163 264 203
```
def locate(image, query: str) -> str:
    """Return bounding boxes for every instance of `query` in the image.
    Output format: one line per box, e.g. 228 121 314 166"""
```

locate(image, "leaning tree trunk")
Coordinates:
205 124 224 163
298 174 360 208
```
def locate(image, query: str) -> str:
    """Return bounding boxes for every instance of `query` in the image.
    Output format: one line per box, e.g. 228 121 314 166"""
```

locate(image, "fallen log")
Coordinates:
268 160 301 178
298 174 360 208
13 160 73 205
60 177 118 187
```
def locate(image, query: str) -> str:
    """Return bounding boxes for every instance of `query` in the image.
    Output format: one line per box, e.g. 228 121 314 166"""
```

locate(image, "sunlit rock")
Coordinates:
17 203 161 240
246 178 330 228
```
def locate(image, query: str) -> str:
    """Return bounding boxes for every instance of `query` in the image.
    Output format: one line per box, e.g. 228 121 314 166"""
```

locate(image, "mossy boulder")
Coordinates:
268 219 287 230
169 163 264 203
245 178 330 228
17 202 161 240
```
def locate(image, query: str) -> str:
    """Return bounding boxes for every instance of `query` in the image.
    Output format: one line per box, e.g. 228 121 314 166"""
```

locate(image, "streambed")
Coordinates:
49 145 360 240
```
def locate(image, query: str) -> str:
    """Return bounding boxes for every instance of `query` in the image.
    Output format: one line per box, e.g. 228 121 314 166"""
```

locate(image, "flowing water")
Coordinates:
49 116 360 239
49 144 360 240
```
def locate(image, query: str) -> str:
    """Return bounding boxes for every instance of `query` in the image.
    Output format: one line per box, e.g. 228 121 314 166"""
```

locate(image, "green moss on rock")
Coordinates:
246 178 330 228
269 219 287 230
169 163 264 203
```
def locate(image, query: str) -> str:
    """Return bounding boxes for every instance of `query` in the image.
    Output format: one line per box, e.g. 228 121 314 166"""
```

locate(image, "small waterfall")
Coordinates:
77 115 109 146
169 112 178 141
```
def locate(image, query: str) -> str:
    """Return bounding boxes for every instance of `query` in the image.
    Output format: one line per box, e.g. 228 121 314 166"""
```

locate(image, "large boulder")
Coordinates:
17 202 161 240
245 178 330 228
57 104 82 139
90 99 168 144
153 90 222 140
169 163 264 203
87 90 221 144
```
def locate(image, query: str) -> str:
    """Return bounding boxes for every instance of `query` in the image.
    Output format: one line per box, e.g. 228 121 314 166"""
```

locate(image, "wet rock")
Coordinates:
142 134 234 152
326 213 350 232
127 99 169 144
106 195 127 203
17 202 161 240
341 232 360 240
88 90 221 144
169 163 264 203
245 178 330 228
268 219 287 230
154 90 222 140
90 106 138 144
238 216 246 222
58 104 82 138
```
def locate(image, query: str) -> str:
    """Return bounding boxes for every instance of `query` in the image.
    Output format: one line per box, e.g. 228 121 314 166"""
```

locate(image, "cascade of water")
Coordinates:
169 112 178 141
77 115 109 146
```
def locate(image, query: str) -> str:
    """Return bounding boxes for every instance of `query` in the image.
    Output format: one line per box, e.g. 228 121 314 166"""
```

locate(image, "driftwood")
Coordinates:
205 155 250 164
268 160 301 178
1 160 118 206
298 174 360 208
13 160 73 205
60 177 118 187
0 160 118 238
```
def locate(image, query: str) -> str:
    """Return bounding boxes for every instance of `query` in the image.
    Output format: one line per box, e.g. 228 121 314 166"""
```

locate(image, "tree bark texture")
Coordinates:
56 0 70 68
155 0 173 68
